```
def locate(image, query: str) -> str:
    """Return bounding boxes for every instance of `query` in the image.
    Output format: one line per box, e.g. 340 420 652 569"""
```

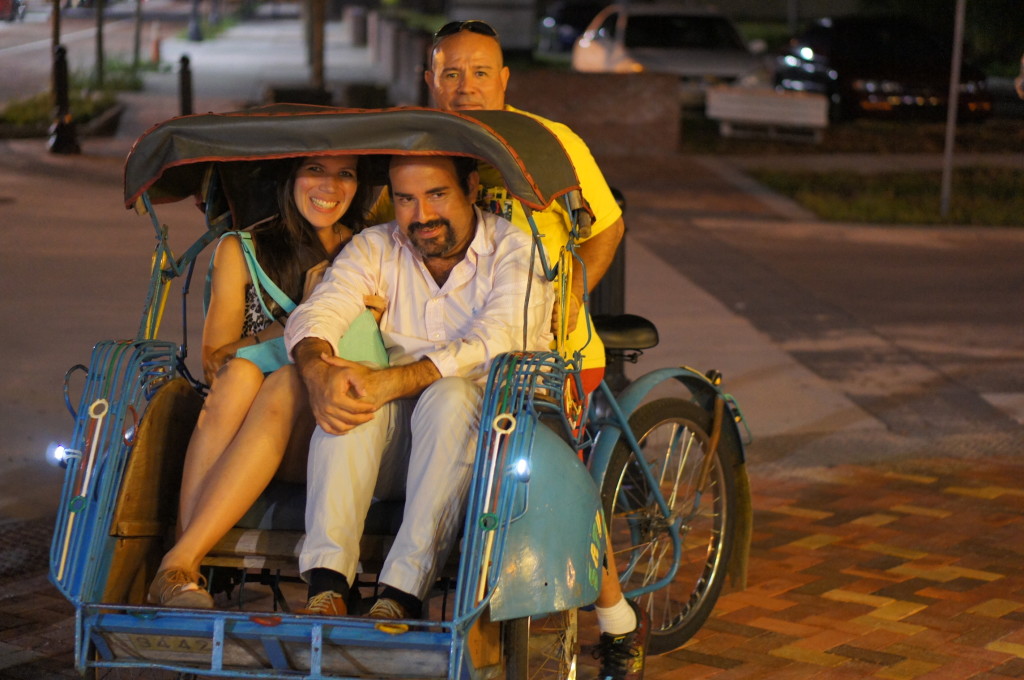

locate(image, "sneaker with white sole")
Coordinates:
368 597 411 634
593 599 649 680
298 590 348 616
147 568 214 609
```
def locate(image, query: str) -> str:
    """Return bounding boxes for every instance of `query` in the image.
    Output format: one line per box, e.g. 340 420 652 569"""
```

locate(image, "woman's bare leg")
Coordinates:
177 359 266 532
160 365 308 574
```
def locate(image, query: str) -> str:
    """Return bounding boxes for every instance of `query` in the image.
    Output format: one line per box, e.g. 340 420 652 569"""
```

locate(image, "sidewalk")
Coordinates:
2 11 1024 680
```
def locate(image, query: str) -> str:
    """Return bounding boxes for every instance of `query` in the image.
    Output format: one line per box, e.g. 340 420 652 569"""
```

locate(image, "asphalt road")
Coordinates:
0 0 188 105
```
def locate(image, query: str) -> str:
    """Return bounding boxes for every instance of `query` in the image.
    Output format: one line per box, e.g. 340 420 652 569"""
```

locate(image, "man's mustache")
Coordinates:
408 218 450 234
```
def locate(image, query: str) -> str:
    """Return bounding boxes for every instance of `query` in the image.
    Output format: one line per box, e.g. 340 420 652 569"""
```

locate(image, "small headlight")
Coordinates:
514 458 531 481
47 442 69 468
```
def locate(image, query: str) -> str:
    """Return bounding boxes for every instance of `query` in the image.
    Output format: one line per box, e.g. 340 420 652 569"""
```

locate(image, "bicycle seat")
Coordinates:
592 314 659 350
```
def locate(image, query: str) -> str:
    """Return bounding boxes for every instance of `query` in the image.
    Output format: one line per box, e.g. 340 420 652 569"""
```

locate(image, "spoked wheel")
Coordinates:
602 398 738 654
504 609 578 680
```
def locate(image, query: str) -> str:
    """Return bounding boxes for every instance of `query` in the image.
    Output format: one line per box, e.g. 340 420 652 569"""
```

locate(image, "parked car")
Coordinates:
774 15 993 120
571 3 766 105
537 0 606 53
1 0 26 22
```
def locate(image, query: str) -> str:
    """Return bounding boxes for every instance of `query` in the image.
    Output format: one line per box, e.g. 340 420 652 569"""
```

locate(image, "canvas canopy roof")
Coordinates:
123 105 587 219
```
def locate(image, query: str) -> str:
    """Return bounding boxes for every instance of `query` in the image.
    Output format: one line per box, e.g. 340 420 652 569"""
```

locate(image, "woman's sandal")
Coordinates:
148 568 215 608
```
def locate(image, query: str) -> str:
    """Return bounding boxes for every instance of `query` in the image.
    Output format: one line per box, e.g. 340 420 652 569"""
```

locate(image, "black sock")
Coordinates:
380 585 423 619
308 569 350 601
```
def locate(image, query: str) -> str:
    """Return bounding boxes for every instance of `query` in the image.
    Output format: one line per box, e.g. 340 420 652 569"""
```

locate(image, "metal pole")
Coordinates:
940 0 966 219
310 0 325 90
187 0 203 41
51 0 61 110
94 0 106 88
132 0 143 70
48 45 81 154
50 0 61 57
787 0 800 36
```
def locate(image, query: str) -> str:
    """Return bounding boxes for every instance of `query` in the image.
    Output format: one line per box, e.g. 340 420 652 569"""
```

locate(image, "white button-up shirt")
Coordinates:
285 208 554 383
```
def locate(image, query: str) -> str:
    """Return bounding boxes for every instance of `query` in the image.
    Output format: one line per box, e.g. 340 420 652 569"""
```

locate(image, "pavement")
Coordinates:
1 7 1024 679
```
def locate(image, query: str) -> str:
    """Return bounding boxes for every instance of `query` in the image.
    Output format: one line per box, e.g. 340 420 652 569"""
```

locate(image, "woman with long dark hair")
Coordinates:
148 155 376 608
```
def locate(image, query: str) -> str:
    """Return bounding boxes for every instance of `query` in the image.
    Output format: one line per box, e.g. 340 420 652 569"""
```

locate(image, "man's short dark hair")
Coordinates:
386 155 479 197
451 156 478 196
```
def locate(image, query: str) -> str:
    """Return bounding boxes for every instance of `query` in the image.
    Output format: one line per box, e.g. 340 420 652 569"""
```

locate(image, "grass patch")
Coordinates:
176 16 238 41
0 54 160 130
73 55 162 91
749 167 1024 226
682 113 1024 155
0 89 117 127
736 21 792 52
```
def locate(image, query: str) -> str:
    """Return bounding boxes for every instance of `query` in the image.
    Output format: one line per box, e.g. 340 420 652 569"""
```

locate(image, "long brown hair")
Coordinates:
250 156 372 317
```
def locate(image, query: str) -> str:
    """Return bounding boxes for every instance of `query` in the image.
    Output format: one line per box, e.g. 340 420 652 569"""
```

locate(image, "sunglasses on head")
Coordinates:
433 20 499 44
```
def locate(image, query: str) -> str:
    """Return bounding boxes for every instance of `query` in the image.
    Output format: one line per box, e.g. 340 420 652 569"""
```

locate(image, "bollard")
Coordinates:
48 45 81 155
179 55 194 116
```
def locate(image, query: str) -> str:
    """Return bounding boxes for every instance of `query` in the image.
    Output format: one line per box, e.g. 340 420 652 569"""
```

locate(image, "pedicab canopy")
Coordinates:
123 104 590 227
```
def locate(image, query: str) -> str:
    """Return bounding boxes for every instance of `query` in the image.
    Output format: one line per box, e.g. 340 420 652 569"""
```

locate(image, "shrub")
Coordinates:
0 89 117 127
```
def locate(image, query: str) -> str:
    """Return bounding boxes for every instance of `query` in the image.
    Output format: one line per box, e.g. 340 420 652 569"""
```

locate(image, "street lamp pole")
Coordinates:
940 0 966 219
187 0 203 41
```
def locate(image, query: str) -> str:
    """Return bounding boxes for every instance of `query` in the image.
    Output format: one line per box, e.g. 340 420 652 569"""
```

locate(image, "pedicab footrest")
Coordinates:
81 604 456 679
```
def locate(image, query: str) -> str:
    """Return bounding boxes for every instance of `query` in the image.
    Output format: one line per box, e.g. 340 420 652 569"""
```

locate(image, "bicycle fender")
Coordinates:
589 366 747 493
489 425 604 621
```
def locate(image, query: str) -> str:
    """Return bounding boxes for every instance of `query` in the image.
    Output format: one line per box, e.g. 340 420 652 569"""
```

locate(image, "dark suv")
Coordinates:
774 15 992 121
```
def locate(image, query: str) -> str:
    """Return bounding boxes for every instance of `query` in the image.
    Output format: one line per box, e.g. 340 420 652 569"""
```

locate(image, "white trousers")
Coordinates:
300 376 482 600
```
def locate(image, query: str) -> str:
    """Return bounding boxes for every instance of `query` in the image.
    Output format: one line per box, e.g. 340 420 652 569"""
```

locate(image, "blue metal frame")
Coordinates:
51 339 178 604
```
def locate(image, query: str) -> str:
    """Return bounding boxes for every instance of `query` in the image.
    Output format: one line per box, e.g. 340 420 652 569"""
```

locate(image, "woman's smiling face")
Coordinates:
292 155 359 229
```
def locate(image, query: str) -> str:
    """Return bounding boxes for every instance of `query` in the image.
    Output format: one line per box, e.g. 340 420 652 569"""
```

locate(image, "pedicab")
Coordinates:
49 104 752 679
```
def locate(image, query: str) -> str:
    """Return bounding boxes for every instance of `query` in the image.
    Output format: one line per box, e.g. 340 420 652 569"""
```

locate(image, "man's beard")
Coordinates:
408 218 456 258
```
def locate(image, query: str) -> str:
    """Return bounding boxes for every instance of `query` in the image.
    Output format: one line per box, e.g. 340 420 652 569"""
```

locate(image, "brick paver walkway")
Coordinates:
3 452 1023 678
642 454 1024 680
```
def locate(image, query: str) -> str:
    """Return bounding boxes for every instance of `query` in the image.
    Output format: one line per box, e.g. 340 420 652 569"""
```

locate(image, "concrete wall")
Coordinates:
506 70 680 156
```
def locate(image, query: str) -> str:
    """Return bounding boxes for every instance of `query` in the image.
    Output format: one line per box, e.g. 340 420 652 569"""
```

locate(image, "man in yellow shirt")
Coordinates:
426 22 623 396
425 21 646 680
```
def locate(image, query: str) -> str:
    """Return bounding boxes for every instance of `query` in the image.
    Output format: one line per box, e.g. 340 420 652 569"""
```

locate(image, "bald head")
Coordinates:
425 30 510 112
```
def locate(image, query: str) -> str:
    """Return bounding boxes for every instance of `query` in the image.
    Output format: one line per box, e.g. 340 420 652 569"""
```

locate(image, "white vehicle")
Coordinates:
572 3 765 105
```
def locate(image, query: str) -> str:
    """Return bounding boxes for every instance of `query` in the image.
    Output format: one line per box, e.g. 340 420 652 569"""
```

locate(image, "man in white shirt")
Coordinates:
285 154 553 620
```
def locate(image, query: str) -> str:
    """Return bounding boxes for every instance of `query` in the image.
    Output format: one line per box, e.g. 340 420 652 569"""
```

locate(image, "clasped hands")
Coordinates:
305 356 387 435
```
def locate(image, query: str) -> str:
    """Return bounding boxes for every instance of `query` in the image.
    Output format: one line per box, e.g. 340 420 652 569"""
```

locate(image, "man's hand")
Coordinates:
551 291 582 335
203 345 234 384
307 354 378 435
293 338 376 435
294 337 441 436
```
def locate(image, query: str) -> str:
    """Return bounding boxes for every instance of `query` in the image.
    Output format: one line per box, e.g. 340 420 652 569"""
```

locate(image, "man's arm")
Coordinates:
294 336 440 435
564 216 624 330
576 216 624 297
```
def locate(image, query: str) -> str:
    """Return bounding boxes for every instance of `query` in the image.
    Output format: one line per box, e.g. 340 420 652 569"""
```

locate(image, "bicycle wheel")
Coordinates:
602 397 738 654
504 609 578 680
